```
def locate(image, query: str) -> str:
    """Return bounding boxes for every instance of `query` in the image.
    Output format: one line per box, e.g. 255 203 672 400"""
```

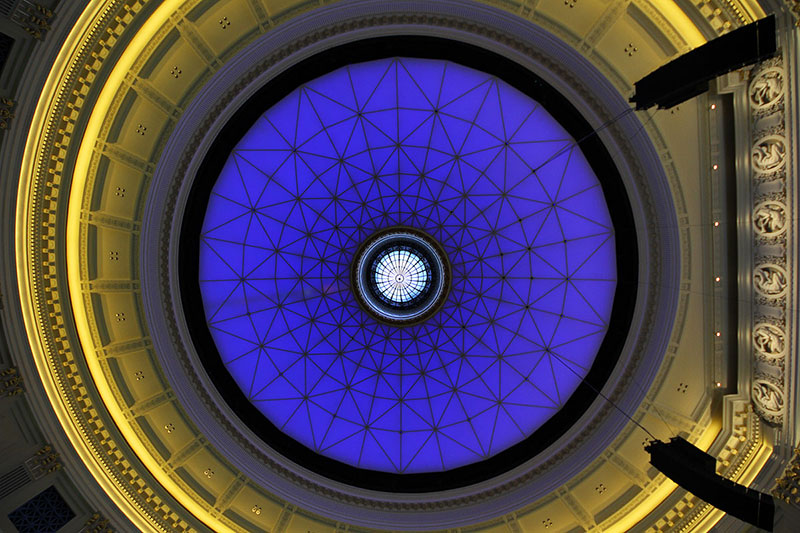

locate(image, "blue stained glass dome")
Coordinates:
198 57 617 474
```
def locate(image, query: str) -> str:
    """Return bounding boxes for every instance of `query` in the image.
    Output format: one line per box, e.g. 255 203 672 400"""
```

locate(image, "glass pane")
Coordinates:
198 58 616 474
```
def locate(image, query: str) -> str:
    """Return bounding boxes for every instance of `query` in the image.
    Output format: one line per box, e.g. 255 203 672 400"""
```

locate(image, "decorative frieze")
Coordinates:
754 201 787 237
753 323 786 361
748 58 790 426
752 379 785 414
750 67 785 110
692 0 750 34
754 263 788 298
752 135 787 174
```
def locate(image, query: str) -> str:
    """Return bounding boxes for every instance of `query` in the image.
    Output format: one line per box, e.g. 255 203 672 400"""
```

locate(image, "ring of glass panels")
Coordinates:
353 228 450 324
374 246 428 303
185 38 636 490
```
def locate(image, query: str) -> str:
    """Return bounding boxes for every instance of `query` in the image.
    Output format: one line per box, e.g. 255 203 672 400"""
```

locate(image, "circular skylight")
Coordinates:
374 247 428 303
352 228 449 324
197 57 617 475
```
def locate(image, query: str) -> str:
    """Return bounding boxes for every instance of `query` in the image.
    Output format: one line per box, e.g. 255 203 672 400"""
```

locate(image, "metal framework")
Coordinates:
198 57 617 474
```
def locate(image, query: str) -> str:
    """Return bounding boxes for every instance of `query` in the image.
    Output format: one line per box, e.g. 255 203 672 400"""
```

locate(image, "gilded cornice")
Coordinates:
16 1 199 531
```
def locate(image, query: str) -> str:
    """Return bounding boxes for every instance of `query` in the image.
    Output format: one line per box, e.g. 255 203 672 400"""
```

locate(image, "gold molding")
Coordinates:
16 1 195 531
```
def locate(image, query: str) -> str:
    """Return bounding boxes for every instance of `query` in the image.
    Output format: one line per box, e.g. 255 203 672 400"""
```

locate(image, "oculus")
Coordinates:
352 227 450 325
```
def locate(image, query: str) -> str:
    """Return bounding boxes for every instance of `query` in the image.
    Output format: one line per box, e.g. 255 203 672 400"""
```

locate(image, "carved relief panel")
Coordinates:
748 59 790 426
753 201 787 237
753 323 786 361
752 135 787 174
754 263 788 298
749 67 784 109
752 379 785 416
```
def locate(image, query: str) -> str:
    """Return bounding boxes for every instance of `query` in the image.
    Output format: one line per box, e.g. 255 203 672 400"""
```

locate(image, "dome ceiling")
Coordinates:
190 52 630 484
8 0 786 532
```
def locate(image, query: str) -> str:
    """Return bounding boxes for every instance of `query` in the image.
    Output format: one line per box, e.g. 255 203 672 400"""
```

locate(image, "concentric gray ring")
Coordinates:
353 227 451 325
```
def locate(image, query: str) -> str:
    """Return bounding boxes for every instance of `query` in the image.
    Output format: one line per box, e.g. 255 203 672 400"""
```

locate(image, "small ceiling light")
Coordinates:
710 104 717 110
712 164 719 170
715 382 722 387
715 276 721 282
714 221 720 227
715 331 722 337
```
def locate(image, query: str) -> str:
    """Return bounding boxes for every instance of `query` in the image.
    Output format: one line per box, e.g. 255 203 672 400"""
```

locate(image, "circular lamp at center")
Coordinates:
353 227 450 325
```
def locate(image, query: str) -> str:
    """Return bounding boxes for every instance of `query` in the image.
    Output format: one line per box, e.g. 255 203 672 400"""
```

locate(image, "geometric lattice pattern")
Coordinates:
372 246 430 304
8 486 75 533
199 58 617 473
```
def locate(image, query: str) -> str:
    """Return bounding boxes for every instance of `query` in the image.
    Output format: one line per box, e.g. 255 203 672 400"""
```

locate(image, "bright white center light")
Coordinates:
374 249 428 303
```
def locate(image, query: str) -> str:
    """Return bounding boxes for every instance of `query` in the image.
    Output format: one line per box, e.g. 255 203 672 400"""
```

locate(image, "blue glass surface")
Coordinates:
199 58 617 473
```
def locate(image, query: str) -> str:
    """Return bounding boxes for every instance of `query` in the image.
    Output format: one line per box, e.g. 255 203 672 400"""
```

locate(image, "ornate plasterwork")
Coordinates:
785 0 800 26
754 263 789 297
754 201 788 237
753 378 786 413
691 0 757 34
748 58 791 426
752 134 788 173
773 447 800 505
754 322 787 361
752 134 788 174
15 1 196 531
750 67 785 109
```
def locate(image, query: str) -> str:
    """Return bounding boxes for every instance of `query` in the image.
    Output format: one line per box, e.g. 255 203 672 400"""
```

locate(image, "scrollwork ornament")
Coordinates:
749 67 784 109
752 135 786 173
753 201 787 236
754 263 788 297
753 323 786 359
